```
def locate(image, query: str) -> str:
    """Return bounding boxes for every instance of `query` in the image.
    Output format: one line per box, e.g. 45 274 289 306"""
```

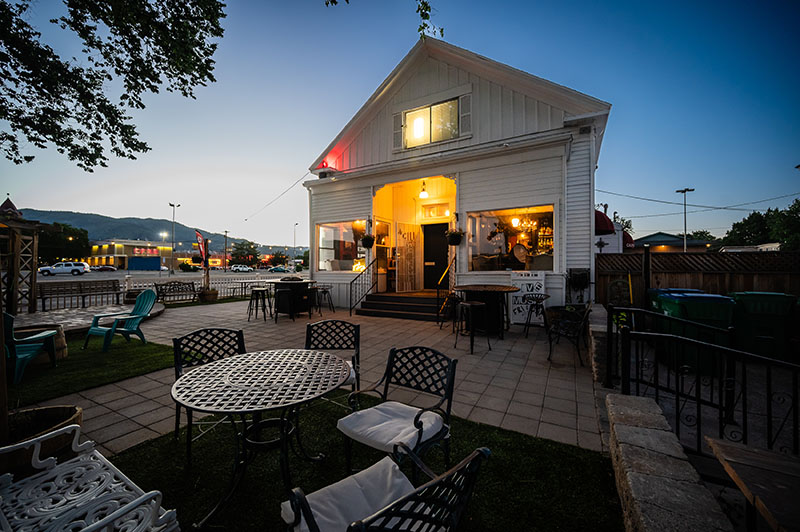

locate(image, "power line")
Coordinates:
244 172 311 222
596 189 754 210
597 189 799 218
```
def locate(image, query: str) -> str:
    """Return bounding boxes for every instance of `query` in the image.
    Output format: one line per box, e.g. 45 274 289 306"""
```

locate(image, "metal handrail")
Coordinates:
436 255 457 324
349 258 377 316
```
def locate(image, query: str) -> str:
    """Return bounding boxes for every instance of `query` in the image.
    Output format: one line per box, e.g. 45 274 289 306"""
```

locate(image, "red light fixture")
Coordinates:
321 160 328 168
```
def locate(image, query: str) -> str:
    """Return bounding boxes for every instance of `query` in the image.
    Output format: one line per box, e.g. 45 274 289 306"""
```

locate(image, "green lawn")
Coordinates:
8 337 173 408
112 397 624 531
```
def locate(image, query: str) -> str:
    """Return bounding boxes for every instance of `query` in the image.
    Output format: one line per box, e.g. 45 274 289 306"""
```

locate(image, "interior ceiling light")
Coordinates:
413 117 425 139
419 180 429 199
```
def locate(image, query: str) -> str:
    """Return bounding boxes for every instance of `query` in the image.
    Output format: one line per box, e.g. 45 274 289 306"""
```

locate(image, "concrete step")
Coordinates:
360 300 439 314
354 307 440 322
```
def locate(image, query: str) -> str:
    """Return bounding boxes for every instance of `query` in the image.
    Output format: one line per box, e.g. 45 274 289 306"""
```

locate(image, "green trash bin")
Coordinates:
657 293 734 374
730 292 797 361
647 288 704 313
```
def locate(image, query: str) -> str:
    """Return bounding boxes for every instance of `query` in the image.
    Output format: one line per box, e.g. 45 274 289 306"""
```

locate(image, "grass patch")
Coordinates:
112 396 623 531
8 337 173 408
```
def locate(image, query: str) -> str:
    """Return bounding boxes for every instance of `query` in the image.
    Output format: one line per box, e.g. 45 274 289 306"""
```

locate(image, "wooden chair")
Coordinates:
172 327 246 464
82 289 156 352
3 312 57 385
337 346 457 473
282 447 490 532
305 320 360 391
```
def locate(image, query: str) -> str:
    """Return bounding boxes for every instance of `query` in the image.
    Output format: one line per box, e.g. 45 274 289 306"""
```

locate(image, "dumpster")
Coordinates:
657 293 734 374
647 288 704 313
730 292 797 360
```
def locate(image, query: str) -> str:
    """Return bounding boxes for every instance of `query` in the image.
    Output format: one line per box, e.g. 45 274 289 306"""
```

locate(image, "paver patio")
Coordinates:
37 300 600 455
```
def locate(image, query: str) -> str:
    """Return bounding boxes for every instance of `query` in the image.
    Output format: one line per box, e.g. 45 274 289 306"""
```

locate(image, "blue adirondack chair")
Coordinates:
83 289 157 352
3 312 58 385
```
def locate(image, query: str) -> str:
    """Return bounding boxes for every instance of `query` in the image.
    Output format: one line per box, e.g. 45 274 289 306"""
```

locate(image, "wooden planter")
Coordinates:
2 405 83 478
198 289 219 303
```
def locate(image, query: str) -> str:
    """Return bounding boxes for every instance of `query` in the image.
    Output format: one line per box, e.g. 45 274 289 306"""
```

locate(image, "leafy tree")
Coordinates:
37 222 90 264
269 251 287 266
302 249 309 265
230 240 260 267
723 211 771 246
722 200 800 251
1 0 225 170
612 213 633 234
326 1 442 37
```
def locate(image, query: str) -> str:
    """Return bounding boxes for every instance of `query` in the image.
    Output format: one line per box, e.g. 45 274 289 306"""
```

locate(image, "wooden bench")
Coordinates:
154 281 197 303
0 424 180 531
38 279 123 310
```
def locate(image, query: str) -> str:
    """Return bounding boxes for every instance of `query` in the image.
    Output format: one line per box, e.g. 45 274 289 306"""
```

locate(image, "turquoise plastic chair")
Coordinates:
83 289 157 352
3 312 58 385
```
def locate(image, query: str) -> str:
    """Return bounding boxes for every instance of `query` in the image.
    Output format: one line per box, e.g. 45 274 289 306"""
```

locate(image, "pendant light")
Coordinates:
419 180 429 199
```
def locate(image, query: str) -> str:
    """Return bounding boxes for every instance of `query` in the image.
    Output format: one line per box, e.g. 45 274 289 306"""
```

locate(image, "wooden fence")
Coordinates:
595 251 800 306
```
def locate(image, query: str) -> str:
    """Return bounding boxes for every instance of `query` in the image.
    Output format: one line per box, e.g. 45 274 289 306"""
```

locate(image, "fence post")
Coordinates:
124 274 132 291
642 245 651 308
620 325 631 395
724 326 737 423
605 304 615 388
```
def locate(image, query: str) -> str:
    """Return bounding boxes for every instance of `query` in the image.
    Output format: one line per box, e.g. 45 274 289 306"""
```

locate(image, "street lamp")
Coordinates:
675 188 695 253
293 222 299 271
169 202 180 275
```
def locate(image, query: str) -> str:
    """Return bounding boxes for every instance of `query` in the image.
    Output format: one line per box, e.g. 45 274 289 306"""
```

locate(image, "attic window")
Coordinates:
404 99 459 148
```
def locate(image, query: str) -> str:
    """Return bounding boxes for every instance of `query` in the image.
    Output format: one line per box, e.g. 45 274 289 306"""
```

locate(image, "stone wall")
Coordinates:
589 304 609 385
606 394 733 532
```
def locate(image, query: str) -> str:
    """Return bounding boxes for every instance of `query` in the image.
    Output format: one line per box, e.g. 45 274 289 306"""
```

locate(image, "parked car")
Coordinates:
39 261 91 276
267 265 289 273
231 264 254 272
160 265 169 271
96 265 117 272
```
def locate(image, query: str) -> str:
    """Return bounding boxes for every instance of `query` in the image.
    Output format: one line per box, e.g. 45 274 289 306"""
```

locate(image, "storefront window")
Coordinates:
467 205 554 271
317 220 367 272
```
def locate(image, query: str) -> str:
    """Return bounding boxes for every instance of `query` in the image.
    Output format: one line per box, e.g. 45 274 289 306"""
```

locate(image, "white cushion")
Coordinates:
280 456 413 532
343 361 356 386
337 401 444 454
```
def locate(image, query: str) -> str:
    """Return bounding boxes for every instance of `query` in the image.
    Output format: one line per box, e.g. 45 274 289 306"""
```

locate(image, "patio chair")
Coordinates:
173 327 246 464
281 447 490 532
544 304 592 366
3 312 57 385
82 289 157 352
337 346 457 474
305 319 360 392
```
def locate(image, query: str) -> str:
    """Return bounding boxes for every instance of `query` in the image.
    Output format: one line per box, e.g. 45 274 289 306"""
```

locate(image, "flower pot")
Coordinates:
2 405 83 478
198 289 219 303
361 235 375 248
447 233 463 246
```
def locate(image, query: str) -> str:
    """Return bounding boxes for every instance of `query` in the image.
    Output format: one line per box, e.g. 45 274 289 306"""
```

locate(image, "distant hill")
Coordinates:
20 209 307 255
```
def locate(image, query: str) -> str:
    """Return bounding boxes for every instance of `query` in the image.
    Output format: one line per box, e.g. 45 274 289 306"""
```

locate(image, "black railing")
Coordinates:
349 258 377 316
618 326 799 457
435 256 457 325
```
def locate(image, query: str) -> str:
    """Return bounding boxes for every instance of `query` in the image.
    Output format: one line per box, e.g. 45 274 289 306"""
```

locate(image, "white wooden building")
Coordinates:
305 39 611 310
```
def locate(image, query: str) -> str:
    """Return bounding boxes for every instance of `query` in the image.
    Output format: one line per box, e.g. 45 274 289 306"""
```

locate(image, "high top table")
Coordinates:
453 284 520 339
171 349 350 529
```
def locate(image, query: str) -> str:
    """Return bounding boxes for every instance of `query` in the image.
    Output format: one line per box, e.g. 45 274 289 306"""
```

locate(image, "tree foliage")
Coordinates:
37 222 90 264
230 240 260 267
722 200 800 251
1 0 225 170
325 0 442 37
269 250 287 266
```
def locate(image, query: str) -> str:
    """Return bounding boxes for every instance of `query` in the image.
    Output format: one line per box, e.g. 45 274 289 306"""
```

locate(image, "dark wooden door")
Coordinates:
423 223 449 289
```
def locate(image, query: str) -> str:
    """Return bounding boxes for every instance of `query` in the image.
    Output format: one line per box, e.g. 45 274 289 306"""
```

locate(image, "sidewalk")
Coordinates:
39 300 600 455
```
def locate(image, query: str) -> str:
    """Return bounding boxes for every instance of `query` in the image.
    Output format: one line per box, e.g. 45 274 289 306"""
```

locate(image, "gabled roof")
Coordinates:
634 232 711 247
309 38 611 172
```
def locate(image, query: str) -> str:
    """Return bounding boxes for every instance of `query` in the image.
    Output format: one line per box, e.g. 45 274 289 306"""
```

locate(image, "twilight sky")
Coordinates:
3 0 798 246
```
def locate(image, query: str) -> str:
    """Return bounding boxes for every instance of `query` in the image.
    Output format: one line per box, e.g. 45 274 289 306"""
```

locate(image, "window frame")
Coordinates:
315 220 367 273
402 97 460 150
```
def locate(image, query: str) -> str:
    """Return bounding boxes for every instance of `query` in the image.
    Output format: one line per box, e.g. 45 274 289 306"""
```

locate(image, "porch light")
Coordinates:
419 180 429 199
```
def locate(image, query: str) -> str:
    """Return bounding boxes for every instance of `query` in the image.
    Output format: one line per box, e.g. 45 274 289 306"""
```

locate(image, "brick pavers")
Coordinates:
41 300 600 455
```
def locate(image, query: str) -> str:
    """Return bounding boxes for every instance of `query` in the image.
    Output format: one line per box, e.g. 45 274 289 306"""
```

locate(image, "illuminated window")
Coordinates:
422 203 450 219
467 205 555 271
404 99 459 148
317 220 367 272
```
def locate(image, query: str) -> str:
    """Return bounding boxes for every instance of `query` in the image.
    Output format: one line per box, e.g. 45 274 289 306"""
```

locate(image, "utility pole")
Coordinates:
224 230 228 272
293 222 298 271
169 202 180 275
675 188 694 253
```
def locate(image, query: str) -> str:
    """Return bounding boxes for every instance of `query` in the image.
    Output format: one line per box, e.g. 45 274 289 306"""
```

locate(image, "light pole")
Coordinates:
293 222 299 271
223 230 228 272
169 202 180 275
675 188 695 253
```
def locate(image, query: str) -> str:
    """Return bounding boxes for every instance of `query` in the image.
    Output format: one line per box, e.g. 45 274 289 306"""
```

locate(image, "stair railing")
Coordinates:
349 258 377 316
435 255 457 325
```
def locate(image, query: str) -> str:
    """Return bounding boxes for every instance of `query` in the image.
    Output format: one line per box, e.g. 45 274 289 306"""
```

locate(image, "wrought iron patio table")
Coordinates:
171 349 350 529
453 284 520 339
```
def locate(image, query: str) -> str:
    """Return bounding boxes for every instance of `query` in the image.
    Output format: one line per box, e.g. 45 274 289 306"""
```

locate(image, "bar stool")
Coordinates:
247 287 268 321
274 289 294 323
454 301 491 354
316 284 335 313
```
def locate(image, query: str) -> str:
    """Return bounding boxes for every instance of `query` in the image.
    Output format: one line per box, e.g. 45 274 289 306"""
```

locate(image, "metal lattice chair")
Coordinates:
172 328 246 463
281 447 490 532
337 346 457 474
305 320 360 392
544 304 592 366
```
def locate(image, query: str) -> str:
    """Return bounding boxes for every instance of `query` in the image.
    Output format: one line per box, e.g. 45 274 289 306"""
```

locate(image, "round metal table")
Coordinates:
453 284 520 339
171 349 350 529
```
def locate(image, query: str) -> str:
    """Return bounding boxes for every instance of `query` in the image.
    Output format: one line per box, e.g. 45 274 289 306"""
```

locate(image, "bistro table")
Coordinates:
453 284 520 339
271 279 317 320
705 436 800 532
171 349 350 529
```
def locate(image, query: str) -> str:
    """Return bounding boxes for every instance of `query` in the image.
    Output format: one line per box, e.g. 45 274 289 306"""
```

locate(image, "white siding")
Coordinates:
310 187 372 223
458 156 563 212
565 138 593 270
331 56 568 172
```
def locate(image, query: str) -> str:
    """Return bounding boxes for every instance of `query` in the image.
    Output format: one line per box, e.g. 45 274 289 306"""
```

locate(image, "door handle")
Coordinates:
424 262 435 266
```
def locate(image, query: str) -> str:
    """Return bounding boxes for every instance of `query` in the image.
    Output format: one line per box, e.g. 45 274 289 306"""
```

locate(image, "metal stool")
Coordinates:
247 287 268 321
316 284 335 313
454 301 491 354
274 289 294 322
